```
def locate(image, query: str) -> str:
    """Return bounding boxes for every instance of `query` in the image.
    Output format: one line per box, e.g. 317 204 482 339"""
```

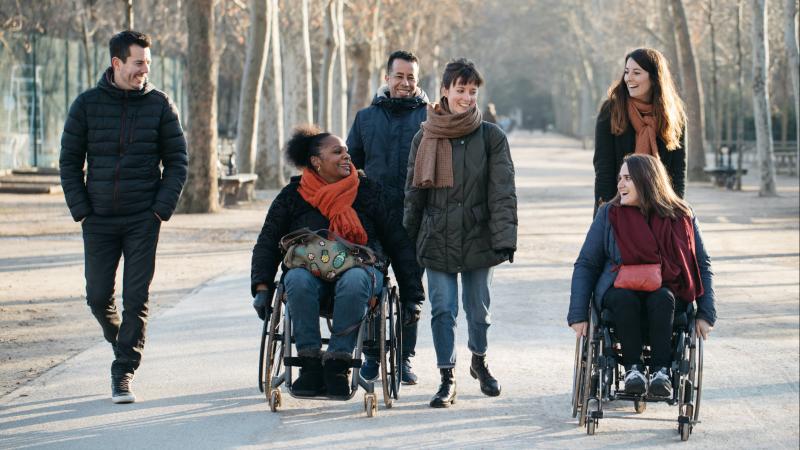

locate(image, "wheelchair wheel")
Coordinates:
259 286 284 402
694 334 704 422
571 334 585 418
379 285 402 408
578 309 596 427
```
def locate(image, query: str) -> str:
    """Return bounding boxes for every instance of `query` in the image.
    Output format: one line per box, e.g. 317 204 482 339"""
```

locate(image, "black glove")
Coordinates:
253 290 271 321
497 248 515 263
403 302 422 326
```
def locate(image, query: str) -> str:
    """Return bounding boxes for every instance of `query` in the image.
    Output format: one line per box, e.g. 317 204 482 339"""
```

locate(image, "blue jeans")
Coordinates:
284 266 383 356
427 267 493 368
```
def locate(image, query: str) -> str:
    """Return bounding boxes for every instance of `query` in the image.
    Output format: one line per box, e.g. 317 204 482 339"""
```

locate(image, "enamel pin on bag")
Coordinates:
280 228 377 281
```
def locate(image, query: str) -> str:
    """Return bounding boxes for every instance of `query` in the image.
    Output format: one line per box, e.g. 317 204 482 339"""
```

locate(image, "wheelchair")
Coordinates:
571 296 704 441
257 270 403 417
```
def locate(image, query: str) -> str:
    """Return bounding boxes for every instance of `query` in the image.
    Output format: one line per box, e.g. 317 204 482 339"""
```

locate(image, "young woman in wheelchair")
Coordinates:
250 125 424 398
568 154 716 398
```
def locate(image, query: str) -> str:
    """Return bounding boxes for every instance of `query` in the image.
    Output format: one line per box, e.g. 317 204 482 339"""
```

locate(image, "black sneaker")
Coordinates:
648 367 672 397
401 358 418 385
111 372 136 404
623 365 647 395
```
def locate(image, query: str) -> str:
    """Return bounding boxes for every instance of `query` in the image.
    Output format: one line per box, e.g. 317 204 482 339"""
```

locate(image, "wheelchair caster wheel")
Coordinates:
679 422 692 441
586 419 596 435
364 393 377 417
269 389 281 412
634 399 646 414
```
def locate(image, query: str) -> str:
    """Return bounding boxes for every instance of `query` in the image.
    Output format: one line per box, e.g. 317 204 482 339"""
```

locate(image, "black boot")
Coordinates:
429 368 456 408
323 358 352 397
292 356 325 396
470 353 501 397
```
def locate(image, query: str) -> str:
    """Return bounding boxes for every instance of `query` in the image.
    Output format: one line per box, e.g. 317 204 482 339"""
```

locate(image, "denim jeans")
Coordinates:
284 266 383 356
427 267 493 368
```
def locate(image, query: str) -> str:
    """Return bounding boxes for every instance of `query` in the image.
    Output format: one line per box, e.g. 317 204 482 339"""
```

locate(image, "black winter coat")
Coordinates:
346 87 428 206
60 68 188 221
250 176 425 305
593 101 686 213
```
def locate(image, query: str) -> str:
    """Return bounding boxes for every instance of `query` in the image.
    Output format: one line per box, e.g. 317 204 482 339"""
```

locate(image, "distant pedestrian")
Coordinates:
346 50 428 385
483 103 497 124
594 48 686 215
405 58 517 408
59 30 188 404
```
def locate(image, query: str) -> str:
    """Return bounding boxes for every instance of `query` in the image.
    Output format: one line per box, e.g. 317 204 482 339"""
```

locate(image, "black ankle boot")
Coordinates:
430 368 456 408
470 353 501 397
323 358 352 397
292 356 325 396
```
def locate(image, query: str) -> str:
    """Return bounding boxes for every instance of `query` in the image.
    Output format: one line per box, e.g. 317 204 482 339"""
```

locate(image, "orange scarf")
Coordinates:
298 163 368 245
627 98 660 159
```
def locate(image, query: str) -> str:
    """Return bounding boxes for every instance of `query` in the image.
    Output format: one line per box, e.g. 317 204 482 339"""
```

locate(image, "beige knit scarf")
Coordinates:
413 98 483 188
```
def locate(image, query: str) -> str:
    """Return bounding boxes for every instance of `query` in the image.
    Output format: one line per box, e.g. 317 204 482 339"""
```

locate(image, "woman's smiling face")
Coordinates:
442 80 479 114
311 135 352 183
617 162 640 206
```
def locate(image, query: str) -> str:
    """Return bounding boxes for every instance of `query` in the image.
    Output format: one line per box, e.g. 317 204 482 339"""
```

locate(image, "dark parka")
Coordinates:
251 176 425 305
60 68 188 221
346 87 428 205
594 101 686 212
404 122 517 273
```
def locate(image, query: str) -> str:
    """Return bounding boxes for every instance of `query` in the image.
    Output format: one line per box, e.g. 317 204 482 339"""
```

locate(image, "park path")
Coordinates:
0 132 797 449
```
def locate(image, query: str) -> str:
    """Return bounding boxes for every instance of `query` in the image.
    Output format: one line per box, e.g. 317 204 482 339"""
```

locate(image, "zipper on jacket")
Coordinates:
113 92 128 214
128 111 137 144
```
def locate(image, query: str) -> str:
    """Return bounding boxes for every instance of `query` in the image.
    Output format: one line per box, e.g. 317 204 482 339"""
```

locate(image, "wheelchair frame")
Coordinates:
571 297 704 441
258 274 403 417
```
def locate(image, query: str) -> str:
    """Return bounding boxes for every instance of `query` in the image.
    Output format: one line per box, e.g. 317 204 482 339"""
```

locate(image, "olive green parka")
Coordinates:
403 122 517 273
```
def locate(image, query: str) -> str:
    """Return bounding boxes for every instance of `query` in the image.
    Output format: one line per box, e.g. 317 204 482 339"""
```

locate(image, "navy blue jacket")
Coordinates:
568 203 716 326
346 87 428 207
60 68 188 221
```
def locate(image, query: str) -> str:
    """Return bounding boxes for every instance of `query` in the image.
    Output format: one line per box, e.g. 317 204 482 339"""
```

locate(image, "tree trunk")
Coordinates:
78 0 94 89
179 0 219 213
736 0 745 191
751 0 777 196
671 0 708 181
282 0 313 131
256 0 286 189
349 42 372 122
124 0 134 29
318 0 338 131
784 0 799 172
707 0 722 167
335 0 348 135
234 0 270 174
660 0 682 89
301 0 313 125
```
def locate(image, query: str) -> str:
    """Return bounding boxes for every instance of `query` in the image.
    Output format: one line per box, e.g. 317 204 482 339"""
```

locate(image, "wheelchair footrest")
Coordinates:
283 356 363 368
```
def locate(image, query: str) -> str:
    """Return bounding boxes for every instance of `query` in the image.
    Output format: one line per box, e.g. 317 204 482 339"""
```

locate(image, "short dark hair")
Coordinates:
109 30 151 63
440 58 483 90
285 124 332 168
386 50 419 75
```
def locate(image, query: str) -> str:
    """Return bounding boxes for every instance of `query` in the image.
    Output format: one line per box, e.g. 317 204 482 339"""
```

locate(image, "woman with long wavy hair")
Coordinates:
594 48 687 214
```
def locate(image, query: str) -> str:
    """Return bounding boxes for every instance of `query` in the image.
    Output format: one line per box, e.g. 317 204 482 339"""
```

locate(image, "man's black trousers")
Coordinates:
82 210 161 375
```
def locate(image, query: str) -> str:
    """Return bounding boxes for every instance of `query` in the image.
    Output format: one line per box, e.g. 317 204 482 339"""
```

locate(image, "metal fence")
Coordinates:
0 33 185 171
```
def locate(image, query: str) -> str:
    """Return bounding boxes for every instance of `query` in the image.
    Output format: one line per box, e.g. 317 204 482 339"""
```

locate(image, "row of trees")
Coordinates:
1 0 796 210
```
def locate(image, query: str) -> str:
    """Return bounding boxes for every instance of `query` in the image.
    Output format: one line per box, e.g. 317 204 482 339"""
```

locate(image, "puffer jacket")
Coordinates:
404 122 517 273
251 175 424 305
568 203 717 326
346 86 428 206
60 68 188 221
594 101 686 213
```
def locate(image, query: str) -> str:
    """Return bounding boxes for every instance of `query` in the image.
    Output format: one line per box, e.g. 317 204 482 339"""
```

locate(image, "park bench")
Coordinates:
705 145 747 189
218 173 258 206
773 143 798 175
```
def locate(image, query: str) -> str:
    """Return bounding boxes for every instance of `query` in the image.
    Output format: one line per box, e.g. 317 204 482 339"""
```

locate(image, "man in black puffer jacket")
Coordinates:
59 31 188 404
346 50 428 385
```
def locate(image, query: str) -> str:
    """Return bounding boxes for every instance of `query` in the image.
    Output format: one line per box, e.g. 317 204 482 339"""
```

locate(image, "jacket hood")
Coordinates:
372 85 429 112
98 67 155 98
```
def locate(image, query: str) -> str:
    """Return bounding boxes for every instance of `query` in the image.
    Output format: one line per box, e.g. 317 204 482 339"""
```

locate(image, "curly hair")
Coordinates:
285 124 331 168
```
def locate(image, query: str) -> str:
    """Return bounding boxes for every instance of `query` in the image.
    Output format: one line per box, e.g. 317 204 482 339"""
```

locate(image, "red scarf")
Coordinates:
298 164 368 245
609 205 704 302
